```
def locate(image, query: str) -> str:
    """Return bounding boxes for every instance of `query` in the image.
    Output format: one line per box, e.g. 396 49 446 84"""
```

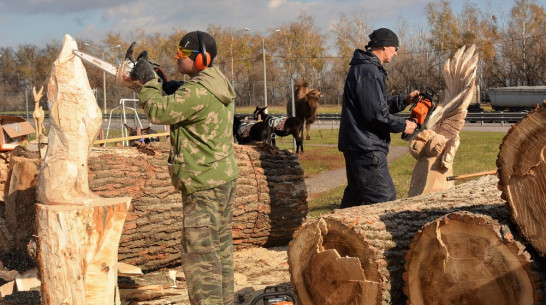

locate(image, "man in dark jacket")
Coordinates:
338 28 418 208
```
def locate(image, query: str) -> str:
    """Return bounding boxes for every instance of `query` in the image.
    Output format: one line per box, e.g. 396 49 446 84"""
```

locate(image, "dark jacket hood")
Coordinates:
349 49 387 75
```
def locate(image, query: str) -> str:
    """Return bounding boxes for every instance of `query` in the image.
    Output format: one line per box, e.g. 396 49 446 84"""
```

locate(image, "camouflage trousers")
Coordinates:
181 180 237 305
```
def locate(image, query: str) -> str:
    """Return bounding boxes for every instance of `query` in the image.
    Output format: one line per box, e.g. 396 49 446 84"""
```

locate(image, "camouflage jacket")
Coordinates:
138 66 238 194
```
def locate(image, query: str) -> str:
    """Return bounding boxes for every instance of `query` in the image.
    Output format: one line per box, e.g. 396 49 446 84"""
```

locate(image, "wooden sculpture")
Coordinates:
32 86 46 144
408 45 479 196
38 34 103 205
36 34 131 305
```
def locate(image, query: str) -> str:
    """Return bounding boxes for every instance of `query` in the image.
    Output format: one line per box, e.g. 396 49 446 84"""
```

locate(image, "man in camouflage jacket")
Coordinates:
132 31 238 305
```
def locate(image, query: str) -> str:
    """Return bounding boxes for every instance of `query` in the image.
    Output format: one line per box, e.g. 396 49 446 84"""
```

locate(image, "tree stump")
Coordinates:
497 106 546 256
404 211 538 305
37 197 130 305
288 175 516 305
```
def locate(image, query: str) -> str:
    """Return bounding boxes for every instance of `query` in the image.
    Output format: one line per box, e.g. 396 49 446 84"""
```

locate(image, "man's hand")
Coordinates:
404 120 418 134
130 51 156 84
406 90 420 104
162 80 184 95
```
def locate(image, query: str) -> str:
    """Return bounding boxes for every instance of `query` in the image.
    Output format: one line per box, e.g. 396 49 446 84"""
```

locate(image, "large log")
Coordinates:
404 211 538 305
0 142 307 274
497 106 546 256
87 142 307 271
288 175 529 305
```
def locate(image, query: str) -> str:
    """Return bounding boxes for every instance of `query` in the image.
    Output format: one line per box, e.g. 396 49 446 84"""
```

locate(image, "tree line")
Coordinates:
0 0 543 112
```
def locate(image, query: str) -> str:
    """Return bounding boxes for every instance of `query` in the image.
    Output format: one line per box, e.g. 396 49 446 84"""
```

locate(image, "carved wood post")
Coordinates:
36 34 131 305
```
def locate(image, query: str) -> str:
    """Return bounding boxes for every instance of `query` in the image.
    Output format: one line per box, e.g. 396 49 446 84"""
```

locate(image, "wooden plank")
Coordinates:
14 269 40 292
0 281 14 297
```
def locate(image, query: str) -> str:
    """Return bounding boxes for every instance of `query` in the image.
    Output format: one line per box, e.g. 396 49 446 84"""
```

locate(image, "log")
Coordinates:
0 142 307 273
288 175 526 305
37 197 131 305
404 211 538 305
4 156 40 254
87 142 307 271
497 106 546 256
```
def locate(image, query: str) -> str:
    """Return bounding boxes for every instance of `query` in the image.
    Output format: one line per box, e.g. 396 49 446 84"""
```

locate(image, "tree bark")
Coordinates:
87 142 307 272
37 197 130 305
288 175 530 305
404 211 538 305
4 156 39 254
497 106 546 256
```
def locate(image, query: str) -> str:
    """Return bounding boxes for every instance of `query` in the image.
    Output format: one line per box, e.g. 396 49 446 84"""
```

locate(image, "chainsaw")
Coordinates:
401 87 439 141
249 284 297 305
73 42 165 92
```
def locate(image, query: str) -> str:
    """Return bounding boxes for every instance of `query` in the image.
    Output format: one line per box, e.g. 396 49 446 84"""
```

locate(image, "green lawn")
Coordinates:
305 130 506 217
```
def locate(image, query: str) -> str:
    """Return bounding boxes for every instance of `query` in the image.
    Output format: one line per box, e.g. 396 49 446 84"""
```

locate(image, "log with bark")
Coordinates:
404 211 539 305
87 142 307 272
287 175 543 305
0 142 307 274
497 105 546 257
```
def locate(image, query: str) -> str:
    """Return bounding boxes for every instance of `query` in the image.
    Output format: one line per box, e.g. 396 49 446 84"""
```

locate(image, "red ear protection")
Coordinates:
194 31 210 70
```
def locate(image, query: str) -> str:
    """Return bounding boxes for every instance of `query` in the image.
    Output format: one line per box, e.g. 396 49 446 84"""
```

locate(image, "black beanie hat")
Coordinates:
178 31 217 64
365 28 399 49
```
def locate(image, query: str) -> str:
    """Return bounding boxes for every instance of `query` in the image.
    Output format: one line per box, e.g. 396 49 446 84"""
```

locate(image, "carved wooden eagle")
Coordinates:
408 45 479 196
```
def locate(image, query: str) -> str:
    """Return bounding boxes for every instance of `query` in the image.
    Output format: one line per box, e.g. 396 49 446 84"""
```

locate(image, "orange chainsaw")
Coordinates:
401 87 439 141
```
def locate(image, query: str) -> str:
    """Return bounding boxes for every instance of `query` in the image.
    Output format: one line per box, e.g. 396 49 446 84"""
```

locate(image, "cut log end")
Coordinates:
288 218 381 305
497 106 546 256
404 212 538 305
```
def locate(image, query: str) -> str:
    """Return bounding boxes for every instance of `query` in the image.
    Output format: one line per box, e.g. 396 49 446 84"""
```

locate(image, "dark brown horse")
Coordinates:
253 106 304 154
286 82 322 140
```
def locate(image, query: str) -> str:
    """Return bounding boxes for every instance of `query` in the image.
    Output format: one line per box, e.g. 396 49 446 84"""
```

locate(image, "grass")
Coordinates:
303 129 506 218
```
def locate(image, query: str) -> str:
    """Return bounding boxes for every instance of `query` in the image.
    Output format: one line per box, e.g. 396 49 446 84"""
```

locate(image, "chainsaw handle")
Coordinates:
125 42 136 62
249 291 297 305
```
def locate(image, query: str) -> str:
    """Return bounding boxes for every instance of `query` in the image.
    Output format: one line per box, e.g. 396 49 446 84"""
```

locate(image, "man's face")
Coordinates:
382 46 398 63
177 56 198 76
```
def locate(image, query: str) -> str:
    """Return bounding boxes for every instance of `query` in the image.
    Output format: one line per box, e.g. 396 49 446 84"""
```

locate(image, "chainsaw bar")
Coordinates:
73 49 118 76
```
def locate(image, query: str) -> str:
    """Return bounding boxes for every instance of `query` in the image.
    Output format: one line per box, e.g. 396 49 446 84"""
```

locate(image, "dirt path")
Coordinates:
305 146 409 195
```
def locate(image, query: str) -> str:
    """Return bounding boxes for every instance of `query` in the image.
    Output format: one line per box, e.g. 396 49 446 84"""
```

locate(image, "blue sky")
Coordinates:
0 0 506 49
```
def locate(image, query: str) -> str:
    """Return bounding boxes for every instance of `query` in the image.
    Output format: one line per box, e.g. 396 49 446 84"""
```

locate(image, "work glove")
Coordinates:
130 51 156 84
162 80 184 95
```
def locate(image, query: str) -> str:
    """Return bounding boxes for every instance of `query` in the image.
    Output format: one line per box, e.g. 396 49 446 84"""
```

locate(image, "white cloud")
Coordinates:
268 0 285 8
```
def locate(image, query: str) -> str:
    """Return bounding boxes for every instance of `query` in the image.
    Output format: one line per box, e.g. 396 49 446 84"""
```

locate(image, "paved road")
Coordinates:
310 120 512 133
